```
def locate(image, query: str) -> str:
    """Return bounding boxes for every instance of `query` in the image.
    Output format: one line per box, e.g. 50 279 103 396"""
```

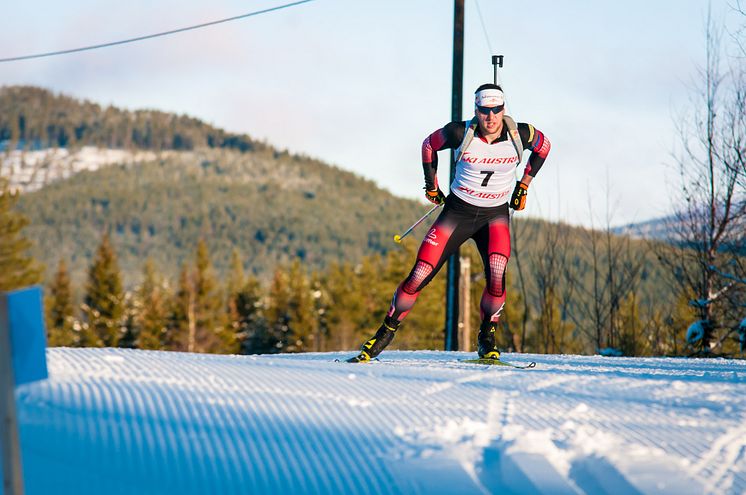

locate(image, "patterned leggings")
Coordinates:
387 195 510 323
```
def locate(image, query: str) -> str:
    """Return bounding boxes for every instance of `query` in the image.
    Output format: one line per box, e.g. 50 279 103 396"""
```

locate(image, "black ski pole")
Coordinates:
394 204 442 243
492 55 503 85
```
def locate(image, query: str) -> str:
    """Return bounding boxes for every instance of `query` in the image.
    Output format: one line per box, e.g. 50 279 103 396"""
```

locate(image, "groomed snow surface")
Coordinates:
11 348 746 495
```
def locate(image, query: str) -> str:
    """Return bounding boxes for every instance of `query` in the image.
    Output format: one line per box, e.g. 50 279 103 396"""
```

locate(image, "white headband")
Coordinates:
475 88 504 107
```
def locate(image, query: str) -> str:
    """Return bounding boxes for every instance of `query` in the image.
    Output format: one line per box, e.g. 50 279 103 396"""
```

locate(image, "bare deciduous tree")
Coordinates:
657 11 746 353
529 221 577 354
569 190 646 354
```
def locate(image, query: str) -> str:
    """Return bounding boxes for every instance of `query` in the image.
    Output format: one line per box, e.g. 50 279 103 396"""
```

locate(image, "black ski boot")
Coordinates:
347 317 400 363
477 320 501 360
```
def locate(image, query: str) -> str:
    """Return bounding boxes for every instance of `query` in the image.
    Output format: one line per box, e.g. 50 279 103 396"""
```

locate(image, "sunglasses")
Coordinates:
476 105 504 115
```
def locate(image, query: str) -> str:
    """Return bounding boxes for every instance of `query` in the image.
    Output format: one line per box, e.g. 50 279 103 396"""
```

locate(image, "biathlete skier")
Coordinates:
347 83 551 363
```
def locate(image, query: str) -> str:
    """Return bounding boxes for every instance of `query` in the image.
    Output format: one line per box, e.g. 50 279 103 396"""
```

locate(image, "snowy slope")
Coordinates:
10 348 746 495
0 147 158 192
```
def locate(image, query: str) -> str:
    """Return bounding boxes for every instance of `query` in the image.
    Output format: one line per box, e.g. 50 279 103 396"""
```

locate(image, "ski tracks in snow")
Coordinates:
381 351 743 494
690 421 746 494
393 396 705 494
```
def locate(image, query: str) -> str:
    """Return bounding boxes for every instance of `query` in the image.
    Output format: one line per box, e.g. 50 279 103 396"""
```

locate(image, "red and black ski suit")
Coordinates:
386 119 550 323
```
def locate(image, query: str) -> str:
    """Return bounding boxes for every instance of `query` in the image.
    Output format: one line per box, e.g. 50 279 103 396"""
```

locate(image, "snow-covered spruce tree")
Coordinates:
657 13 746 354
0 177 42 291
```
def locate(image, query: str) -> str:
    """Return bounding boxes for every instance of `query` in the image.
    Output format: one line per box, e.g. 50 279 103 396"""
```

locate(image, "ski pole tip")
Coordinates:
393 235 402 243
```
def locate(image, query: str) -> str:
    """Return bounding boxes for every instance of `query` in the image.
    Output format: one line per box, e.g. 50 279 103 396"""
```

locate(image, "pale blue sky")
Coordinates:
0 0 739 227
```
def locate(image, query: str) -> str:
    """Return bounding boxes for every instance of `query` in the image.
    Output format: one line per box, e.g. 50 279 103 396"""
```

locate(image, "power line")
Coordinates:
0 0 313 63
472 0 493 55
472 0 511 103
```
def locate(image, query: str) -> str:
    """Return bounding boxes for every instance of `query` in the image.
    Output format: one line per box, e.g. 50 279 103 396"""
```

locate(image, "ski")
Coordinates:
334 357 380 363
460 358 536 369
337 357 536 368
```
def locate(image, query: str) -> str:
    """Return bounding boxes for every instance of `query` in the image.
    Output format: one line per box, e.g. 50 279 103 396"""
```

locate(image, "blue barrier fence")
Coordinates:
1 286 49 495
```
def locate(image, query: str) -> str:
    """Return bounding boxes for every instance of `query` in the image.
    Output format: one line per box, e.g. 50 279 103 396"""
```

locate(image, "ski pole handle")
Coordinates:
394 204 442 243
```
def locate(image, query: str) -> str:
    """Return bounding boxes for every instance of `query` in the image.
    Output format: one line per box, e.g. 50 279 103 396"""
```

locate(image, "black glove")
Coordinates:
509 181 529 210
425 188 446 205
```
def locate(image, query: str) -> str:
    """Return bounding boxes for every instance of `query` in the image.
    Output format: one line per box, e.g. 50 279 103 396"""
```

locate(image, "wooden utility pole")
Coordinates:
445 0 464 351
459 256 471 351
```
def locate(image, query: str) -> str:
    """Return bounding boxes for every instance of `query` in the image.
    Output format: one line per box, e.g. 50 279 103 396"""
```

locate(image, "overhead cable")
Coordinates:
472 0 494 55
0 0 313 63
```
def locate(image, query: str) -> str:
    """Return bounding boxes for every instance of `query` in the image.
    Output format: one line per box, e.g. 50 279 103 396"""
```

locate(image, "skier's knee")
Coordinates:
402 260 434 295
486 253 508 297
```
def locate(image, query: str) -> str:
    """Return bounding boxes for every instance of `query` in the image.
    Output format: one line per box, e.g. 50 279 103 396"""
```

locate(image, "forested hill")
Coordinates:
0 85 261 152
2 85 420 284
